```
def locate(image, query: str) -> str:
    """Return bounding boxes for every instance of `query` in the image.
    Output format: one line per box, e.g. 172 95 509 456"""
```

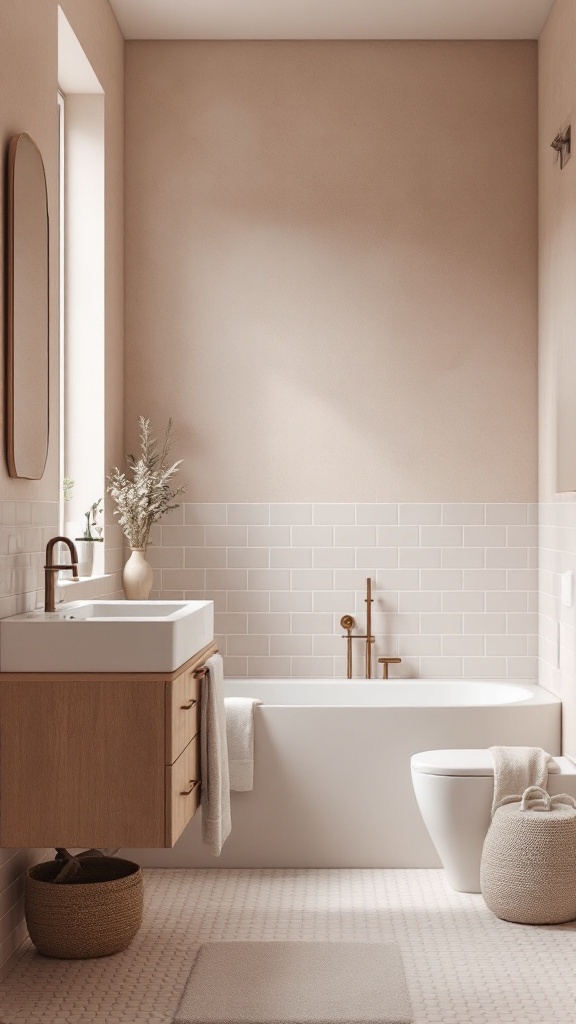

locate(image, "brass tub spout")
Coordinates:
378 657 402 679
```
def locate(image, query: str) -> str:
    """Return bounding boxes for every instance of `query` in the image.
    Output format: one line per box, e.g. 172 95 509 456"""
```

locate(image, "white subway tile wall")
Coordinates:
149 503 538 680
0 847 49 969
0 501 124 619
0 499 123 969
0 501 123 619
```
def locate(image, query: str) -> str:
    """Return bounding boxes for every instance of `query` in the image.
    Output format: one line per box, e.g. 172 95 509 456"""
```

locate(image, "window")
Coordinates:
58 8 105 575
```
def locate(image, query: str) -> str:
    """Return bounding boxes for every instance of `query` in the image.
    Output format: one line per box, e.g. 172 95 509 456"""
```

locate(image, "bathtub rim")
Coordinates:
223 679 559 709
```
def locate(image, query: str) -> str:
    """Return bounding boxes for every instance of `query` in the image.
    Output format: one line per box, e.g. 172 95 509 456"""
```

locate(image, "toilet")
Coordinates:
411 749 576 893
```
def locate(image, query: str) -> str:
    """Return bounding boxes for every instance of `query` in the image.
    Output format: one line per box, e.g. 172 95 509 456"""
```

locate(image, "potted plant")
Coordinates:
25 847 143 959
108 417 185 599
75 498 103 577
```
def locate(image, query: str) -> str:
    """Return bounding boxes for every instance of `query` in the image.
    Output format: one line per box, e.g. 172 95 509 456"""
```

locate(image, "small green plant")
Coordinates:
62 478 75 502
79 499 103 541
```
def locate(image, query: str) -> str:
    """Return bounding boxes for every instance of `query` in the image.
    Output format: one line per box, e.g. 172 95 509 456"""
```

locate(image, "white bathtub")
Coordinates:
127 679 561 869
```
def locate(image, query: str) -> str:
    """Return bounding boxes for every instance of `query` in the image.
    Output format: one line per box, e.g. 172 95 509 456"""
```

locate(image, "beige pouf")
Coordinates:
481 786 576 925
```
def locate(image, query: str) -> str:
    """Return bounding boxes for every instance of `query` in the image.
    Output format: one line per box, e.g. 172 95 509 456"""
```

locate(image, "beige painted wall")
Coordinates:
0 0 124 503
125 40 538 503
539 0 576 502
0 2 58 500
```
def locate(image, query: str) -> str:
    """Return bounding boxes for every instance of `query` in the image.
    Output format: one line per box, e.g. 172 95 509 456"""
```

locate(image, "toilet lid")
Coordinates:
410 749 562 777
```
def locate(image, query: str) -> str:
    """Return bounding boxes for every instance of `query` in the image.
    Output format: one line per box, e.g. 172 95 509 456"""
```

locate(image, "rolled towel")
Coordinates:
225 697 262 792
200 654 231 855
490 745 553 817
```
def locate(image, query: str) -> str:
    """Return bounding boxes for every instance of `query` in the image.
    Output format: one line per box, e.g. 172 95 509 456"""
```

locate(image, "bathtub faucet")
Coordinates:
340 577 376 679
378 657 402 679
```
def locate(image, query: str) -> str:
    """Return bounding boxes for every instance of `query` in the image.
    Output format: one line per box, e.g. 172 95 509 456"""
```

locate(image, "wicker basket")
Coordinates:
481 786 576 925
25 857 143 959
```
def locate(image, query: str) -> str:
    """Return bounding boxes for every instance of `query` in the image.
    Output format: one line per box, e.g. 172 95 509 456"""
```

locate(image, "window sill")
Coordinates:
56 572 121 604
59 573 114 588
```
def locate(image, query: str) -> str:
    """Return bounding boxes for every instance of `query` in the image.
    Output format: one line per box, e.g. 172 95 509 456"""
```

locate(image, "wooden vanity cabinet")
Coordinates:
0 642 216 850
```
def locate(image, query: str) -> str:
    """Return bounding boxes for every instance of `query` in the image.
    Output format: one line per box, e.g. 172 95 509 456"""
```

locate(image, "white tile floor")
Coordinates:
1 868 576 1024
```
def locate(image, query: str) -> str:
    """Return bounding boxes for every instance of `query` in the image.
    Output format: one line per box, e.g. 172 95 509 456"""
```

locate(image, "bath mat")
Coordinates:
174 941 413 1024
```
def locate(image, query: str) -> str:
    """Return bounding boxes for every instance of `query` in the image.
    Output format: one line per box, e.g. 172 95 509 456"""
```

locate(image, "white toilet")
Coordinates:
411 749 576 893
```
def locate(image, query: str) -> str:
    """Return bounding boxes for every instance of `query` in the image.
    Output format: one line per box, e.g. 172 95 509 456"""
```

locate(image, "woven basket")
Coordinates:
481 786 576 924
25 857 143 959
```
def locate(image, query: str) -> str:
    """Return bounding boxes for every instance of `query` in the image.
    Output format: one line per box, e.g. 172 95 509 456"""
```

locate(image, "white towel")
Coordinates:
225 697 262 791
200 654 231 855
490 745 552 817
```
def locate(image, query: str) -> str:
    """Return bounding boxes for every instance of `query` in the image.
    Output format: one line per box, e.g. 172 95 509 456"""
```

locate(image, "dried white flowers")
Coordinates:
107 417 186 550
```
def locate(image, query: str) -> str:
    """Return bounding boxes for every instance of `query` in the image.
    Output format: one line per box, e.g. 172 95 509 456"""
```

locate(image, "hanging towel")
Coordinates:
490 745 552 817
200 654 231 856
225 697 262 791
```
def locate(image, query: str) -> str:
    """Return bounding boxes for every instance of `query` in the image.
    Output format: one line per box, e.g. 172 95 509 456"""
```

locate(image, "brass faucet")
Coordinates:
44 536 79 612
340 577 376 679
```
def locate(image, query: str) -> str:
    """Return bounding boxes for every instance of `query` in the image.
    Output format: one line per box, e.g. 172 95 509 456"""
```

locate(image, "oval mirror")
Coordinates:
6 132 49 479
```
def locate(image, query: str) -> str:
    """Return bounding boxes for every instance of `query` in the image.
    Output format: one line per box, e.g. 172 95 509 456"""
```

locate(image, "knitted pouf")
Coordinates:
481 786 576 925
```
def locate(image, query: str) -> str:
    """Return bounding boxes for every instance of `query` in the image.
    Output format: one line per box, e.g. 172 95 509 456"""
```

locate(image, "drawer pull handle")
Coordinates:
180 698 197 710
180 780 200 796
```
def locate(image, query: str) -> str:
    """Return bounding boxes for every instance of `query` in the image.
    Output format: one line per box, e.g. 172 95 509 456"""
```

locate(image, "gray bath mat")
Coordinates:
174 941 413 1024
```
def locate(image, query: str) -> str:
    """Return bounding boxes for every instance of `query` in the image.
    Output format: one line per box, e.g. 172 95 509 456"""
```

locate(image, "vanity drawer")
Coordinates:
166 667 202 764
166 734 200 846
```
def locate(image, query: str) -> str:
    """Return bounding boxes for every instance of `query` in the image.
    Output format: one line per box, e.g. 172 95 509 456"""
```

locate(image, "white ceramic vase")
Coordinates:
123 548 153 600
76 540 95 578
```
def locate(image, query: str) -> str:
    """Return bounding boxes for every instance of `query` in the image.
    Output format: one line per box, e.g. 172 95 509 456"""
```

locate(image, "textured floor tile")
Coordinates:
0 869 575 1023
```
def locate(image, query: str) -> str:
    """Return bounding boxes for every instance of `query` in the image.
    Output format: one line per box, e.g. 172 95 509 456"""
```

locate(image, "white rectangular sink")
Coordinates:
0 600 214 673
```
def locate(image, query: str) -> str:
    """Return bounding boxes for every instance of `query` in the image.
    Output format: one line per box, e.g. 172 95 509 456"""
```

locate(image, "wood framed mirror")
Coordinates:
6 132 50 479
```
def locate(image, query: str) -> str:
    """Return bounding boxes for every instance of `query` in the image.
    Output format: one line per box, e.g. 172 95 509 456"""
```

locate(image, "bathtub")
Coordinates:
127 680 561 869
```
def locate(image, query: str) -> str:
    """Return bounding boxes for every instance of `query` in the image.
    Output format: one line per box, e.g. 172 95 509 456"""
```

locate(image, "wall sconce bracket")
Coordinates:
551 125 571 169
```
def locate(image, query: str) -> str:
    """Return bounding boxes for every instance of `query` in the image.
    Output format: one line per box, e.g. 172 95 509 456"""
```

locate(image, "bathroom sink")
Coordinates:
0 600 214 673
